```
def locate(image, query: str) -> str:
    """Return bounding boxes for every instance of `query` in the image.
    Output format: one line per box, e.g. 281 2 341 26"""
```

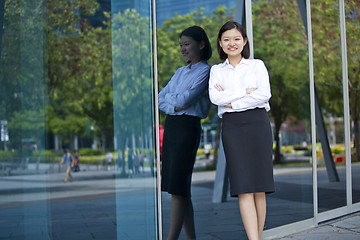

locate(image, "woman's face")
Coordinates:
219 28 247 58
179 35 203 64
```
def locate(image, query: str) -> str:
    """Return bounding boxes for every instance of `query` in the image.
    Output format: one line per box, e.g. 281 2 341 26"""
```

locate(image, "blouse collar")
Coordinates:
223 58 250 68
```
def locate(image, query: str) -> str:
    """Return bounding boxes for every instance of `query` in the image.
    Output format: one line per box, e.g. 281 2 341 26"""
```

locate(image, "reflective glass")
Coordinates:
157 0 312 238
253 0 313 227
111 1 158 238
0 0 157 239
345 1 360 204
156 0 247 238
311 0 347 212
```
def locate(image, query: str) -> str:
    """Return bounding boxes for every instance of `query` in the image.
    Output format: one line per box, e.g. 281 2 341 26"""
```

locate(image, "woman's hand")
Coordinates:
214 84 232 108
246 88 256 94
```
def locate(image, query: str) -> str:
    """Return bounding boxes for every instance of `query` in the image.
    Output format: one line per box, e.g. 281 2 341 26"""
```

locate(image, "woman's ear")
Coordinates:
199 40 205 50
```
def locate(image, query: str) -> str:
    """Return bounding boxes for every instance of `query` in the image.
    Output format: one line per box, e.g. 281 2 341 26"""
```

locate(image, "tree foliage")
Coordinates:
253 0 309 163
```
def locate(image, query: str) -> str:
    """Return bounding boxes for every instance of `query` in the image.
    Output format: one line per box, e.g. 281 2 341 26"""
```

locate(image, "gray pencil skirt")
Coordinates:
222 108 275 197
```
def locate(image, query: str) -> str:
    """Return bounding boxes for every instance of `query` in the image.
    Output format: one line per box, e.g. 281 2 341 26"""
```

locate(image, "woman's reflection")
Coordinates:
158 26 212 240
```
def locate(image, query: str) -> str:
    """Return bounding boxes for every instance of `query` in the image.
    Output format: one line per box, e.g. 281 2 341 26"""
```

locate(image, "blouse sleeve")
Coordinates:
231 60 271 110
163 66 210 109
158 79 175 114
208 66 247 106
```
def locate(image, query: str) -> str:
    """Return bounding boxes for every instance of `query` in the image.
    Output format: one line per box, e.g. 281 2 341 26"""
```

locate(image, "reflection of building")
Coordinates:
112 0 150 16
87 0 151 28
156 0 236 25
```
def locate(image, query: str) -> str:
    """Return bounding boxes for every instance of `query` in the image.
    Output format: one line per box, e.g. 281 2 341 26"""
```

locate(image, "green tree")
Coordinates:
46 0 115 152
1 0 48 149
345 1 360 161
253 0 309 163
111 9 153 165
310 0 360 160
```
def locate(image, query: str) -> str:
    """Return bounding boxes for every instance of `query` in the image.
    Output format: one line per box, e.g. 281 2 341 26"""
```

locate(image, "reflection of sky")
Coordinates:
156 0 236 26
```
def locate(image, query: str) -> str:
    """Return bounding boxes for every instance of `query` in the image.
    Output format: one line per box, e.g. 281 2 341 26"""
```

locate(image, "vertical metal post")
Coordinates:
338 0 352 207
245 0 253 59
306 0 318 222
151 0 162 239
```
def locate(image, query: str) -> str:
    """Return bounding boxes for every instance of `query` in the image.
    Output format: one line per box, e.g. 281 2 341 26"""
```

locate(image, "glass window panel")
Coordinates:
111 1 158 239
1 0 50 238
0 0 157 239
345 1 360 203
345 1 360 204
157 0 312 238
311 0 347 212
253 0 313 227
156 0 247 238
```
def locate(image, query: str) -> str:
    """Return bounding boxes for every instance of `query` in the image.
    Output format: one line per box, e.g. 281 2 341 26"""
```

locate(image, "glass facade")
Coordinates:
311 0 347 213
252 0 313 228
0 0 359 239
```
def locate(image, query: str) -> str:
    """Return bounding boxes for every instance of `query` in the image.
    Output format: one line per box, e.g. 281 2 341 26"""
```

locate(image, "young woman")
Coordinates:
159 26 212 240
209 21 274 240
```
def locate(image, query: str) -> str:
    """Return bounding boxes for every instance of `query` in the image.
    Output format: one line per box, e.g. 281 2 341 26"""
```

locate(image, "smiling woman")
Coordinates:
209 21 274 240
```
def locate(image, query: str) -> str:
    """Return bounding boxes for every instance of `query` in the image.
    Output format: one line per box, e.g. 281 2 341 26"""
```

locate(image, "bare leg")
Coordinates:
238 193 260 240
167 195 196 240
254 192 266 238
183 198 196 240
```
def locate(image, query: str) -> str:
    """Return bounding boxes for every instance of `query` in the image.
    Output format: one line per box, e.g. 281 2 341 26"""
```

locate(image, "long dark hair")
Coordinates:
217 21 250 60
180 26 212 61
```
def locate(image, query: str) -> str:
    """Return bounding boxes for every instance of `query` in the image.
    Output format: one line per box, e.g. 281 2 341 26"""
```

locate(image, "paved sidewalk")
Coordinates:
275 211 360 240
0 162 359 239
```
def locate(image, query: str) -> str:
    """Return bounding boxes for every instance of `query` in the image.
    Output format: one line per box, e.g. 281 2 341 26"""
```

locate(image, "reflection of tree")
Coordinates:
1 0 47 149
46 0 113 152
253 0 309 163
253 0 360 163
311 0 360 161
345 1 360 161
112 9 153 168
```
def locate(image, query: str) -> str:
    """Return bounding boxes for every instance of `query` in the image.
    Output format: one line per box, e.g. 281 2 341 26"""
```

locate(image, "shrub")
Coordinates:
78 148 102 156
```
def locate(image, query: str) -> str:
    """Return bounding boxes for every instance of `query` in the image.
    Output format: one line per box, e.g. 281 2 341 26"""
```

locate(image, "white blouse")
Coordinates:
209 58 271 118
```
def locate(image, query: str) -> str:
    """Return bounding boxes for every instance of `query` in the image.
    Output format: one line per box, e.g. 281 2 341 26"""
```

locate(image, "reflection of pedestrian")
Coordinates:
72 151 80 172
127 149 134 174
134 151 140 174
159 26 212 240
106 151 113 170
209 21 274 240
59 149 73 183
138 151 144 172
